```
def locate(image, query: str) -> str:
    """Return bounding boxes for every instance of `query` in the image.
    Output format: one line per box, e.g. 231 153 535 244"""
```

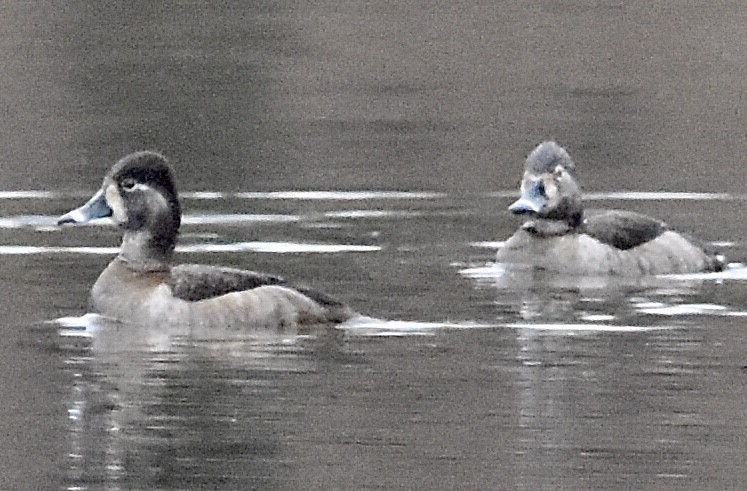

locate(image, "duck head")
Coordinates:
508 141 583 228
58 151 181 269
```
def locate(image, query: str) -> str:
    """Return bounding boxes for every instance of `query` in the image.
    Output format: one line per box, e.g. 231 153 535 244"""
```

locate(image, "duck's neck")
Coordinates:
118 230 174 272
522 211 584 237
567 210 583 229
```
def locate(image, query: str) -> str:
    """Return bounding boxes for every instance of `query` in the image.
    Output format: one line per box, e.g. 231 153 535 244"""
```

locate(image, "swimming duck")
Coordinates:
497 141 725 275
58 151 356 329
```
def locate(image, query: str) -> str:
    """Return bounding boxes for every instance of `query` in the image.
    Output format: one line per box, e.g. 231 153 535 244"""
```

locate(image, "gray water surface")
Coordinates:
3 191 747 490
1 1 747 490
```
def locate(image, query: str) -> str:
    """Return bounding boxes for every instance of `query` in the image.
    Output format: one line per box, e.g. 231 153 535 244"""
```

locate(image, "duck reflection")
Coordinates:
460 260 728 328
58 315 343 488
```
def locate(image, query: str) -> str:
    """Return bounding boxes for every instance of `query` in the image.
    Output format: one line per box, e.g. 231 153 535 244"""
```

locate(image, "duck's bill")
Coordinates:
508 195 544 215
58 189 113 225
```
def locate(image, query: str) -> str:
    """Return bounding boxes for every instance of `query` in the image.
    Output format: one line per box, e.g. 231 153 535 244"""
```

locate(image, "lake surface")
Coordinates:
1 2 746 490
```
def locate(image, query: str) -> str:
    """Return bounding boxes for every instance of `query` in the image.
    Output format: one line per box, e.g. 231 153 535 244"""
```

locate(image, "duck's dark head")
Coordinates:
58 151 181 268
508 141 583 227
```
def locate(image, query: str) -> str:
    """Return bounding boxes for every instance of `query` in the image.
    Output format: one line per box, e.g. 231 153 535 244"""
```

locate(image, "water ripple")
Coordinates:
0 190 63 199
507 322 671 332
227 191 446 200
182 214 301 225
584 191 734 201
177 241 380 254
469 241 505 250
634 302 747 317
341 316 495 336
324 209 422 219
0 242 380 255
0 215 61 229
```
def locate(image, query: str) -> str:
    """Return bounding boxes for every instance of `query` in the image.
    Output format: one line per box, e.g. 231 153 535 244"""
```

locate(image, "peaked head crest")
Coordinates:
525 141 575 174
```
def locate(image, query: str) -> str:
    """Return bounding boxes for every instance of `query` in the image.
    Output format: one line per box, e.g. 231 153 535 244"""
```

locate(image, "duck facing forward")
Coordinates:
497 141 725 275
58 151 356 329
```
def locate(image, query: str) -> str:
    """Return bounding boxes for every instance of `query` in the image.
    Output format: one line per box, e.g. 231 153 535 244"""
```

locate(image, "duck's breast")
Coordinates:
497 229 618 274
91 261 178 322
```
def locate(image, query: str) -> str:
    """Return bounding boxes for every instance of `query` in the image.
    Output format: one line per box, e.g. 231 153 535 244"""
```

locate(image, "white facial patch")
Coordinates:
105 184 127 223
542 174 560 208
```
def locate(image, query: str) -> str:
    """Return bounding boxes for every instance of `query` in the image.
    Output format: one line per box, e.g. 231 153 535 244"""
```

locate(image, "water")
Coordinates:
3 191 747 489
2 1 747 489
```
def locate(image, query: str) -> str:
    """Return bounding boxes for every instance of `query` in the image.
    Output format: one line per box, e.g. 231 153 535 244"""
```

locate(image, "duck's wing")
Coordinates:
169 264 286 301
583 210 668 250
168 264 349 311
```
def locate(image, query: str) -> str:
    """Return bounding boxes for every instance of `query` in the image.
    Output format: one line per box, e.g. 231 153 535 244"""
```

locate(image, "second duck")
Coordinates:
497 141 725 275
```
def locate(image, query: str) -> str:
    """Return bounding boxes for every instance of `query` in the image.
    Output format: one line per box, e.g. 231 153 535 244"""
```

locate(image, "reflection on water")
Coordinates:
63 333 317 488
459 256 747 331
0 189 739 489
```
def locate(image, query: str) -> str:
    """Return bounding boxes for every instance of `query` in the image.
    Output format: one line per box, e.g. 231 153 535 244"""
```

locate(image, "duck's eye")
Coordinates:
120 178 137 191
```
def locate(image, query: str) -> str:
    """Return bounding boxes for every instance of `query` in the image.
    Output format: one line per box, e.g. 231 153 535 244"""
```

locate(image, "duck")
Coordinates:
57 151 356 329
496 141 725 275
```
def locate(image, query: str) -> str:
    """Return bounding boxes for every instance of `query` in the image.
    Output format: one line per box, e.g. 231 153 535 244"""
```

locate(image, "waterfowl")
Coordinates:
58 151 356 329
497 141 725 275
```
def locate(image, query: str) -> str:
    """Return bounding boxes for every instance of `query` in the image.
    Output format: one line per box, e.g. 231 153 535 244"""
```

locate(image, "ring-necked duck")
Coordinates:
58 151 356 329
497 141 725 275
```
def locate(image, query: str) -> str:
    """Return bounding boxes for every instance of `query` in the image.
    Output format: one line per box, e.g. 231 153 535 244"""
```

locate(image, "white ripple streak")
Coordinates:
0 242 379 255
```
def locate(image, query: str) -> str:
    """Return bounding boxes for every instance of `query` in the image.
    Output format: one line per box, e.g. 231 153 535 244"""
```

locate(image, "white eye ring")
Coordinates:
105 184 128 222
121 180 150 193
